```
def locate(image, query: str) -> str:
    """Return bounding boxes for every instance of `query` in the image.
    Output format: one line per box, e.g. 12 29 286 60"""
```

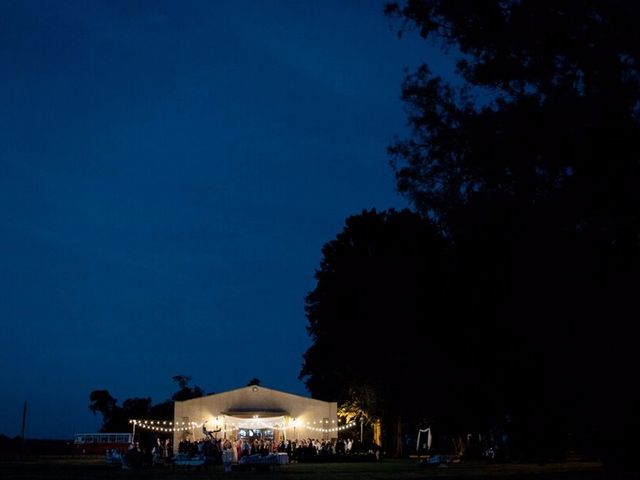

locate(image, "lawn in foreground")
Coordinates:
0 456 617 480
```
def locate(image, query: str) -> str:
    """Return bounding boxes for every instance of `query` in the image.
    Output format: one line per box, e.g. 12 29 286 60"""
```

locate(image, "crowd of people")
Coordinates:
106 438 172 469
107 435 381 469
175 436 380 463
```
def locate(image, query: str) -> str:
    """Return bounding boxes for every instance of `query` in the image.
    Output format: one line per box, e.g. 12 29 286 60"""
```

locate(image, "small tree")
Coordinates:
171 375 204 401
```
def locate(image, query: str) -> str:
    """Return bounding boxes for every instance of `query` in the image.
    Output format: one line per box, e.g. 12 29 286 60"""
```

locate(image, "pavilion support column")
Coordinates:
373 418 381 446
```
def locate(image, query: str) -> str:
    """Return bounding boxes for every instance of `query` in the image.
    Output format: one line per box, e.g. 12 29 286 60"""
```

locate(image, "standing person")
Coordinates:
242 439 251 458
222 441 234 473
152 439 162 466
164 438 171 460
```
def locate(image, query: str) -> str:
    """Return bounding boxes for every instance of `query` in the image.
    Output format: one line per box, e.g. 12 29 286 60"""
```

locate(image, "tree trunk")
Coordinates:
394 417 403 457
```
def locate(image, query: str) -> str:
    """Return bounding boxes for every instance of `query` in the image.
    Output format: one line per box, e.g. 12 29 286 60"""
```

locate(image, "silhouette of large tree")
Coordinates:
300 209 454 454
387 0 640 230
88 390 149 432
89 390 123 432
386 0 640 465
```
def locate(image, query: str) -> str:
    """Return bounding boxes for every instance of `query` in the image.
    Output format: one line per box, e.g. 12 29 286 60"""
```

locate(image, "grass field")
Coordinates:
0 456 625 480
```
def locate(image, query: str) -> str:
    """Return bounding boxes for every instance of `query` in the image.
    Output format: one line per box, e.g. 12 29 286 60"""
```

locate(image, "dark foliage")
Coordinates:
302 1 640 467
384 0 640 467
0 435 72 455
170 375 205 402
89 375 204 432
300 209 453 454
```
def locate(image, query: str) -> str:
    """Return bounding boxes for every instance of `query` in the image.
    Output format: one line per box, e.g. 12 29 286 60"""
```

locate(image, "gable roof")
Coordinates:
176 384 334 406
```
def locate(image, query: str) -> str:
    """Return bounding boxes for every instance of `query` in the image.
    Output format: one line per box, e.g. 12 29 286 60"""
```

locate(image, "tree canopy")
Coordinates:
387 0 640 234
383 0 640 464
302 1 640 465
89 375 204 432
171 375 205 402
300 209 455 453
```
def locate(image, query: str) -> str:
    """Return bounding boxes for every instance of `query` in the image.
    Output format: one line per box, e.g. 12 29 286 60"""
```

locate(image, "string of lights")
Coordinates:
128 418 359 434
129 419 197 432
305 421 357 433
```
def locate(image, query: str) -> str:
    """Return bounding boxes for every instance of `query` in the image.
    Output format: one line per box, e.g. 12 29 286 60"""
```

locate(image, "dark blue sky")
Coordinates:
0 1 451 439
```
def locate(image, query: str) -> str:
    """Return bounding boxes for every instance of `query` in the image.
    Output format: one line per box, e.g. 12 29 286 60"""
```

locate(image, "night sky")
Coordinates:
0 1 451 439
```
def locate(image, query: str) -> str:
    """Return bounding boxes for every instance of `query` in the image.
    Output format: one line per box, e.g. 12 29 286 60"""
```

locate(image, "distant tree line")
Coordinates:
89 375 205 432
0 435 72 455
89 376 263 433
300 1 640 469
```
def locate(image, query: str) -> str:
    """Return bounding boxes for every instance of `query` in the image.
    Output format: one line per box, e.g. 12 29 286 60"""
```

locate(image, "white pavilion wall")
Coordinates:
173 386 337 447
